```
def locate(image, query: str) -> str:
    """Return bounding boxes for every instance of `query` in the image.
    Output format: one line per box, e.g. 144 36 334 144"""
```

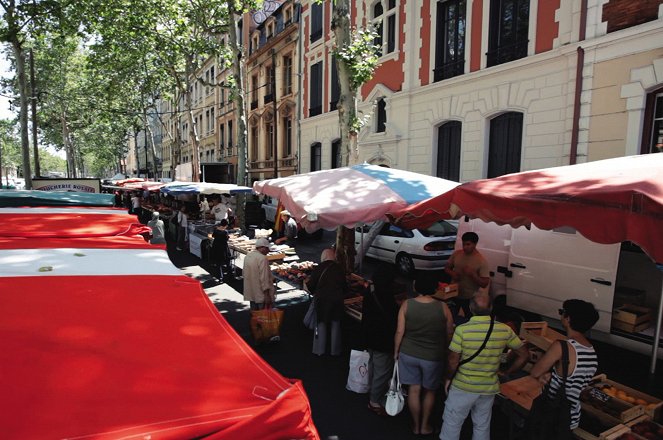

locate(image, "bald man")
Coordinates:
440 294 529 440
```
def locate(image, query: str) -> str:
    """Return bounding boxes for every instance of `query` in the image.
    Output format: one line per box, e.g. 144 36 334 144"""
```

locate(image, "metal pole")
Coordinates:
650 264 663 374
144 109 149 179
272 50 278 179
30 49 40 178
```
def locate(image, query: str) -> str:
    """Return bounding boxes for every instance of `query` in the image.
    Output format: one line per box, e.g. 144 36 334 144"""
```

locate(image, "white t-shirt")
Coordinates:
177 211 188 228
131 196 141 209
212 203 229 221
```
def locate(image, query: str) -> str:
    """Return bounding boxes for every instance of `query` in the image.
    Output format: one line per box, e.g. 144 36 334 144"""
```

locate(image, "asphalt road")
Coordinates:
166 231 663 440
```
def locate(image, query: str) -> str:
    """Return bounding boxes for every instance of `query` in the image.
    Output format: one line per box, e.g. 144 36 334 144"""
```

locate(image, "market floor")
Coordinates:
165 237 663 440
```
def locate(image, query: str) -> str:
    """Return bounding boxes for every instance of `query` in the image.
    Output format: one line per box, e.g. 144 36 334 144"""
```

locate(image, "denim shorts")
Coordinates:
398 352 443 390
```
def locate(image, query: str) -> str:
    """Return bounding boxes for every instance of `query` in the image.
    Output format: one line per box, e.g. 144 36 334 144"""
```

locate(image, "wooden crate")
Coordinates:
591 374 663 422
625 415 663 439
611 319 651 333
581 387 645 423
574 403 629 440
613 304 652 325
432 283 458 301
499 375 542 411
519 321 567 350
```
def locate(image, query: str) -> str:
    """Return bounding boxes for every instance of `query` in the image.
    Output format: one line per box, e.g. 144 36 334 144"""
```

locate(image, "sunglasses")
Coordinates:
558 308 565 316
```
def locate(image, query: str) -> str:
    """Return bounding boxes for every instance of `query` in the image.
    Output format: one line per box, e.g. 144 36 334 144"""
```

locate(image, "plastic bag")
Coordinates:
346 349 371 394
250 308 284 344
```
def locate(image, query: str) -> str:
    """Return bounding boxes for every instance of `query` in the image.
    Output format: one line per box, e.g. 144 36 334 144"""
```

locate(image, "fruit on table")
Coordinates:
601 385 650 406
631 420 663 440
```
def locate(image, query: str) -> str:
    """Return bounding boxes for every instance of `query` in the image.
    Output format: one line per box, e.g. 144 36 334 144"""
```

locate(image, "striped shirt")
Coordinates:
547 339 598 430
449 315 523 394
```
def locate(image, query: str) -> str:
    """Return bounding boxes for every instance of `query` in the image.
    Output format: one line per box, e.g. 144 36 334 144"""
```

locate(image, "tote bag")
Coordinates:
524 340 572 440
385 363 405 416
346 350 371 394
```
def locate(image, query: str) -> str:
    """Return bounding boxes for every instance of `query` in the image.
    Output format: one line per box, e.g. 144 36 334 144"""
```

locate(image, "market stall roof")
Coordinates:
121 180 167 191
252 163 460 232
390 154 663 263
0 190 115 207
161 181 253 196
0 206 318 439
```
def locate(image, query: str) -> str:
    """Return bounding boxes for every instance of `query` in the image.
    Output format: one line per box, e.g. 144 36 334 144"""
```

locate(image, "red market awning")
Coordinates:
0 205 319 439
391 154 663 263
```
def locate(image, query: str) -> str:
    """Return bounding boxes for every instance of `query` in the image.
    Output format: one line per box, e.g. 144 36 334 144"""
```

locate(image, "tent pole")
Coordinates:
359 226 364 274
650 264 663 374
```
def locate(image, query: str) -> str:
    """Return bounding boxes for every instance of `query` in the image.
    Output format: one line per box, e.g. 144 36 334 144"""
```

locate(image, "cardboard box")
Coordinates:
591 374 662 422
613 305 652 325
519 321 567 350
432 283 458 301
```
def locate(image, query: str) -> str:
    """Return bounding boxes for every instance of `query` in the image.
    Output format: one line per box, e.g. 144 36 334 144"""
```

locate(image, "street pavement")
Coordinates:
165 232 663 440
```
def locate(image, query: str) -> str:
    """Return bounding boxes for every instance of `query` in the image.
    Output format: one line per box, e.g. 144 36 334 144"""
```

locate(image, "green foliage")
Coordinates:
39 148 66 174
334 26 381 91
0 118 21 166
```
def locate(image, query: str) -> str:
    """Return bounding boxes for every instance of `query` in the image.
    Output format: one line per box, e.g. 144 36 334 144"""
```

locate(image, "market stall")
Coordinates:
0 201 319 439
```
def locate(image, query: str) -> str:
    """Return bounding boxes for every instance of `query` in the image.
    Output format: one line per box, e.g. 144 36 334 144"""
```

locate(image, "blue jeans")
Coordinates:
439 386 494 440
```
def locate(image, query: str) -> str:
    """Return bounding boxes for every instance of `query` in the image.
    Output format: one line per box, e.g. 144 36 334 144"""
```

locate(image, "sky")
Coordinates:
0 54 14 119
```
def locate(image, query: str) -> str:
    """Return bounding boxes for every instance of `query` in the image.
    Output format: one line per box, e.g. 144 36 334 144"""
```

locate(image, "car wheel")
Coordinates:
396 253 415 276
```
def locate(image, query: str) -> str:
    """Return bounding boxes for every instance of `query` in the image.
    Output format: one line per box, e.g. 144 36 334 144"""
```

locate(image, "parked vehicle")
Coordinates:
355 220 457 275
456 217 662 358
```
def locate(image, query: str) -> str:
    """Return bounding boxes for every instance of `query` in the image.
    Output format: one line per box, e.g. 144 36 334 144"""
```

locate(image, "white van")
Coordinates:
457 217 662 357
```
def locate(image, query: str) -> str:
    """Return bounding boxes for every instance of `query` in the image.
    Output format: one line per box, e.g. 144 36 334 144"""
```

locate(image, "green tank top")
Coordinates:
400 299 447 361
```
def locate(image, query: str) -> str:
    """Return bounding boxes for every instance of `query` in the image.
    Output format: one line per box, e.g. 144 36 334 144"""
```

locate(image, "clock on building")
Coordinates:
252 0 280 25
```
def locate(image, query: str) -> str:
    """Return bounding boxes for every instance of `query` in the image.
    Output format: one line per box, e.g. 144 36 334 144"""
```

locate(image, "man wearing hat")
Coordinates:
243 238 275 310
275 210 298 247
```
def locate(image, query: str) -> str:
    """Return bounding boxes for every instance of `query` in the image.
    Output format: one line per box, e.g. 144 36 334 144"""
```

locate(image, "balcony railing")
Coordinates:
249 157 296 170
433 58 465 82
486 40 528 67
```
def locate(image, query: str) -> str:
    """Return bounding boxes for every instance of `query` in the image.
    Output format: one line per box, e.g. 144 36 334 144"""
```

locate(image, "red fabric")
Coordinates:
392 155 663 263
0 213 148 238
0 275 318 439
0 235 159 250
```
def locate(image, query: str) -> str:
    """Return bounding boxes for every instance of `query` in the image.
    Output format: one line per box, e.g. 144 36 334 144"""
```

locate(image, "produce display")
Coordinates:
580 388 641 421
630 420 663 439
601 385 660 411
271 261 317 281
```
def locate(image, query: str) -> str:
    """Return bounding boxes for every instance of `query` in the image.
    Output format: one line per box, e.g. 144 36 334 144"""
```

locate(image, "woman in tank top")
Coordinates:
529 299 600 430
394 274 454 436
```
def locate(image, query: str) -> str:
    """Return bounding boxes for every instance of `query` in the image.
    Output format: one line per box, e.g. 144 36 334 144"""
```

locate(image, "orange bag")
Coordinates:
250 308 284 343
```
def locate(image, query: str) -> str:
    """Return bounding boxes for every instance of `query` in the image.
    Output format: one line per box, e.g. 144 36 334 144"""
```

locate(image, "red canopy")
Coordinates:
0 208 319 439
390 154 663 263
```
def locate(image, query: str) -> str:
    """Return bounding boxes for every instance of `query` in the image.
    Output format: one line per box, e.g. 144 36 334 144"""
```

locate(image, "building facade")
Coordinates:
245 0 301 183
299 0 663 181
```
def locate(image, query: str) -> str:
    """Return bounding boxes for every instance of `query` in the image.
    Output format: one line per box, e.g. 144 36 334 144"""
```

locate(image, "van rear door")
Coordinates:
507 225 619 333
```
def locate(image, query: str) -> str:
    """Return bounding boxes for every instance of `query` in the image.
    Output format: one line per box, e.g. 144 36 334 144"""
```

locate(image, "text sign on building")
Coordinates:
32 178 101 193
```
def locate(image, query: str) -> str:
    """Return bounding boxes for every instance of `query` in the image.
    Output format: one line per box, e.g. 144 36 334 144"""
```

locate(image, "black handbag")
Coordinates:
524 340 572 440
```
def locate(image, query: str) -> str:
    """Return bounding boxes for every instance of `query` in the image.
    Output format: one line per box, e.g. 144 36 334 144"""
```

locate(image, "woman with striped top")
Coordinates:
530 299 600 430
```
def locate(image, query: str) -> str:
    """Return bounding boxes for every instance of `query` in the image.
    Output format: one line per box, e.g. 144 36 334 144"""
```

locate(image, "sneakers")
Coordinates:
176 247 183 251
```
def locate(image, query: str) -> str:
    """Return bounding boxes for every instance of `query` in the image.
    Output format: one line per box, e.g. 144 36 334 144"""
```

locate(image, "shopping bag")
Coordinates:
345 349 371 394
250 308 284 344
303 298 317 330
385 363 405 416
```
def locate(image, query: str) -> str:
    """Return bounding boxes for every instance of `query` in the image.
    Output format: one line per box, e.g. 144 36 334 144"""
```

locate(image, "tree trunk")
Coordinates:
61 112 76 178
355 220 385 270
228 0 249 230
11 36 32 189
29 48 40 178
184 59 201 182
332 0 357 272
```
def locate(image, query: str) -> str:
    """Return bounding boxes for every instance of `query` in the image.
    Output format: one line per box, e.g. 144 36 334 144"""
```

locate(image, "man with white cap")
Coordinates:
243 237 275 310
275 210 298 247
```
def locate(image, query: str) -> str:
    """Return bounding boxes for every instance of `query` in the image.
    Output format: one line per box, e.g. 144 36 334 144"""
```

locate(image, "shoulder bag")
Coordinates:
524 340 572 440
448 317 495 384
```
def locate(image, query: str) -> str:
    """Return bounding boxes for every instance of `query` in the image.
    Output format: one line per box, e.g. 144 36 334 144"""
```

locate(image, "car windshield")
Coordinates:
418 220 457 237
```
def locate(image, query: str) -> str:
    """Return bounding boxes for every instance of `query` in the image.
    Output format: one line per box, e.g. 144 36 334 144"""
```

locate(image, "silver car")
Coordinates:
355 220 458 275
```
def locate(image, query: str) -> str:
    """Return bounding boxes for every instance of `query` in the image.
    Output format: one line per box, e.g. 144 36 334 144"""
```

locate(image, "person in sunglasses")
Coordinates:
529 299 600 431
